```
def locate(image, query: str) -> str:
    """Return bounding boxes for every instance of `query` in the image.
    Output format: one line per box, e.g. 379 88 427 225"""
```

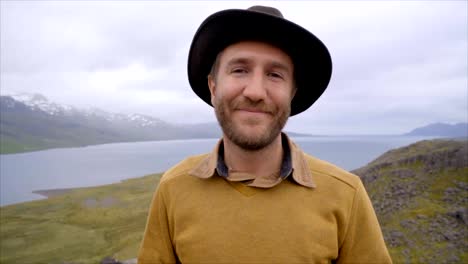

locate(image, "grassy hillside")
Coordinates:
0 135 49 154
0 139 467 263
0 102 128 154
0 174 161 264
353 139 467 263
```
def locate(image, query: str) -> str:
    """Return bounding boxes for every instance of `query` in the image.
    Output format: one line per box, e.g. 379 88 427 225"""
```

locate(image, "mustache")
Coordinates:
232 99 275 114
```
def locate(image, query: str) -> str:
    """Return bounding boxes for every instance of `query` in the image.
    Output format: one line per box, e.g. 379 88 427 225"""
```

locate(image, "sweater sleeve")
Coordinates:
337 179 392 263
138 181 178 264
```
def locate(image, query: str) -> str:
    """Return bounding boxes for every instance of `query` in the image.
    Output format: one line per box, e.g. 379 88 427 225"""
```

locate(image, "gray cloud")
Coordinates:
1 1 466 135
1 2 200 73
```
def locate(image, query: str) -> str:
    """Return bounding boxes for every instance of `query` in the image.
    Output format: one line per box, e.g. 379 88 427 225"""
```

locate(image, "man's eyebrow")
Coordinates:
269 61 293 75
225 57 251 68
224 57 293 75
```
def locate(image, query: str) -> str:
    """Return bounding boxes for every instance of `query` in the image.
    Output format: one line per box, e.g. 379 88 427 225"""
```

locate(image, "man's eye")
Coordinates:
268 72 283 79
232 68 247 74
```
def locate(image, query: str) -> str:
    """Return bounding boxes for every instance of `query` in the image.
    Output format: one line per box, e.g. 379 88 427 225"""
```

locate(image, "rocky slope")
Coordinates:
352 139 467 263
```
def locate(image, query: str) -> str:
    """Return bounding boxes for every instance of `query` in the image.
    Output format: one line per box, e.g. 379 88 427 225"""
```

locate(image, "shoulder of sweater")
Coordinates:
159 153 208 184
303 153 362 190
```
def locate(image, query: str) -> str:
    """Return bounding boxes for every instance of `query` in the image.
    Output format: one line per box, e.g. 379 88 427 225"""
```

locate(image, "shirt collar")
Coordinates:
189 133 316 188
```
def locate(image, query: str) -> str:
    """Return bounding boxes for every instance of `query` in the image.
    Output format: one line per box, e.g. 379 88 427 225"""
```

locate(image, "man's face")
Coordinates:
208 41 296 151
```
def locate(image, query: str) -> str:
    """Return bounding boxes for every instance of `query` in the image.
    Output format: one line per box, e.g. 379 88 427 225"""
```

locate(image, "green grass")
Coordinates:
0 173 162 264
351 140 467 263
0 135 48 154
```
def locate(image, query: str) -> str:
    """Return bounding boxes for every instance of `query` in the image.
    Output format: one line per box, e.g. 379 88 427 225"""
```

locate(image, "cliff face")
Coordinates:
352 139 468 263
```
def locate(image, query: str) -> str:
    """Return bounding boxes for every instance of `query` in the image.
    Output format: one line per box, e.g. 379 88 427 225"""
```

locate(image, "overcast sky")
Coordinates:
1 1 467 135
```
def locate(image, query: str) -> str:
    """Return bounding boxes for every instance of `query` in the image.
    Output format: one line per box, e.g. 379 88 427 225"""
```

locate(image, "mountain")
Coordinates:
0 92 316 154
404 122 467 137
352 139 467 263
2 93 463 155
0 93 221 154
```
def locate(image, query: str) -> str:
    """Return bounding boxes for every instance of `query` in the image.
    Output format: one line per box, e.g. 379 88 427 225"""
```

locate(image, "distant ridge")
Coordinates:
1 92 465 154
404 122 467 137
0 93 315 154
0 93 222 154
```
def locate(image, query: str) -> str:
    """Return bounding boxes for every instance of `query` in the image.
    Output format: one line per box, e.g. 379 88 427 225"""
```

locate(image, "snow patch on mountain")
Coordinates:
5 92 167 127
10 93 74 116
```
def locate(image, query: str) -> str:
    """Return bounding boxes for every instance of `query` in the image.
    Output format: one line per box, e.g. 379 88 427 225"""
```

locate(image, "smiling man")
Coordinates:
138 6 391 263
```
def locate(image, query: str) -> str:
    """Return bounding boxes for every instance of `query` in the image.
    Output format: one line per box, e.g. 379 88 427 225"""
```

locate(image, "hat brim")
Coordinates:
188 9 332 116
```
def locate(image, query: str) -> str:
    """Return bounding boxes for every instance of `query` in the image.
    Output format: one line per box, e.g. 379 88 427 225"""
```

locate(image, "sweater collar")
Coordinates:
189 133 316 188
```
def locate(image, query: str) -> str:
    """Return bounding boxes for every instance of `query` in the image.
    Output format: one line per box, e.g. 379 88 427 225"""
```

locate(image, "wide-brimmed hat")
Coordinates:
187 5 332 116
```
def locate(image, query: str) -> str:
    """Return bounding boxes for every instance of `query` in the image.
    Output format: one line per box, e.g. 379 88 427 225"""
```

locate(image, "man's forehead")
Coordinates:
218 41 294 69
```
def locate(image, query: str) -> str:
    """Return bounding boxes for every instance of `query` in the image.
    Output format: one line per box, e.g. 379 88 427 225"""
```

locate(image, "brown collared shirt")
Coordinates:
189 133 316 188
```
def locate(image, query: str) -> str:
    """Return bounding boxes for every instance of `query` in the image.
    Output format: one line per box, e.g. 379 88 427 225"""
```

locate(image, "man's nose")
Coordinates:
242 72 267 101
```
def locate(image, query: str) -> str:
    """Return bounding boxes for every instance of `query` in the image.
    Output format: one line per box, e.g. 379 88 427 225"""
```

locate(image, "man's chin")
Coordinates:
231 138 273 151
233 123 270 138
224 126 280 151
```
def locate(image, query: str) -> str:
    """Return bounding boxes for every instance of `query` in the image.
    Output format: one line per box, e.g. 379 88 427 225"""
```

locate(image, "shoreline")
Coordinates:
32 187 81 198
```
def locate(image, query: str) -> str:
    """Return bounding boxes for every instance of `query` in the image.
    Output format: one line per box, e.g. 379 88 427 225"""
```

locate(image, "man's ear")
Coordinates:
291 86 297 102
208 74 216 104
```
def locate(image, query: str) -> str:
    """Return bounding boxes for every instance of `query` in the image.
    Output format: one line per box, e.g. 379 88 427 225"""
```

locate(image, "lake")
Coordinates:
0 135 432 206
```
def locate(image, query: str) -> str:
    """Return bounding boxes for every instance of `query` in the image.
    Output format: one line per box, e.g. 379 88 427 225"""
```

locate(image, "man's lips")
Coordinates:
237 108 272 116
240 108 265 113
236 108 272 116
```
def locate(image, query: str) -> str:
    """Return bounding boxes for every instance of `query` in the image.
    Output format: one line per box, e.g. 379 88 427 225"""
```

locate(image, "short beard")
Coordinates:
214 98 290 151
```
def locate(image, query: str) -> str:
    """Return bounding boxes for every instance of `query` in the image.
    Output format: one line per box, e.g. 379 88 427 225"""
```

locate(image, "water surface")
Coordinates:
0 136 431 206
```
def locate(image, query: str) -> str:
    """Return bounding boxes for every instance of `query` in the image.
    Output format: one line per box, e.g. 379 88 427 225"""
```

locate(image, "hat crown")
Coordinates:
247 5 284 18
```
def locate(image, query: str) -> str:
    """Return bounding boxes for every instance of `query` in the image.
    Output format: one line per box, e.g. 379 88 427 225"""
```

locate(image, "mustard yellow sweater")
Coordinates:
138 153 392 263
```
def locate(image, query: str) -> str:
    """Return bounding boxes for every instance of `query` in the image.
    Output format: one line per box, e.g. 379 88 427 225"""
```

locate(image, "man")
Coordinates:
138 5 392 263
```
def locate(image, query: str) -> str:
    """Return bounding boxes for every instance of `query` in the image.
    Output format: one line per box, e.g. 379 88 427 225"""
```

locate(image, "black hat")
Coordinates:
187 5 332 116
